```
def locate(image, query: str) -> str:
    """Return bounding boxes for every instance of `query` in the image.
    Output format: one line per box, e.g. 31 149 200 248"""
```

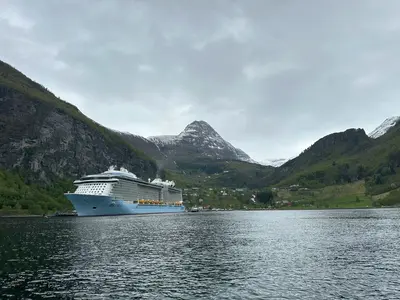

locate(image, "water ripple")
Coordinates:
1 209 400 299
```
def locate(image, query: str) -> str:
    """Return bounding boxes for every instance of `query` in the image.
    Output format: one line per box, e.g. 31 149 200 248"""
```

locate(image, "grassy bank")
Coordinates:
274 180 377 209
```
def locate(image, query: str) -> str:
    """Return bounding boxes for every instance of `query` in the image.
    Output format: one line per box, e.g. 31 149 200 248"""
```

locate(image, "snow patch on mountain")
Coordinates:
235 148 258 164
259 158 289 167
368 116 400 139
111 128 151 142
148 135 177 146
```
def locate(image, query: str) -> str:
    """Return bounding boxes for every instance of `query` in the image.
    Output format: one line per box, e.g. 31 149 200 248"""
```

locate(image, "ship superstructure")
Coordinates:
64 166 185 216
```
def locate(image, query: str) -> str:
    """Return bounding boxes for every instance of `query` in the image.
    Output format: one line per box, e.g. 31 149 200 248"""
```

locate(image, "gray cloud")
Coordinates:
1 0 400 161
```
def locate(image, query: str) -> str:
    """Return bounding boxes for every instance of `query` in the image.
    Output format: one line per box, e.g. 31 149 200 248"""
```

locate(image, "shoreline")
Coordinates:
1 206 398 217
189 206 396 213
0 214 44 218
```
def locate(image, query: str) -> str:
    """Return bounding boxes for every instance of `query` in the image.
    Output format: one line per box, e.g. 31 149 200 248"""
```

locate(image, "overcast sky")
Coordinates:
1 0 400 162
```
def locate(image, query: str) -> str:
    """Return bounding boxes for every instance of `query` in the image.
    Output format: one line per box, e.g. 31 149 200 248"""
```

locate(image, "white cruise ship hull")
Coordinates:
65 193 185 217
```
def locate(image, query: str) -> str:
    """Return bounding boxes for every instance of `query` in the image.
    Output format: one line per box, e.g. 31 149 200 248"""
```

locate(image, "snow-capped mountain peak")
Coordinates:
182 120 215 133
178 120 228 148
148 120 255 163
179 120 220 139
148 120 223 146
368 116 400 139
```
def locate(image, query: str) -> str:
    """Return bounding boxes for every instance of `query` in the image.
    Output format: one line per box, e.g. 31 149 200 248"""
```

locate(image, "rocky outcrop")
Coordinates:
0 61 157 184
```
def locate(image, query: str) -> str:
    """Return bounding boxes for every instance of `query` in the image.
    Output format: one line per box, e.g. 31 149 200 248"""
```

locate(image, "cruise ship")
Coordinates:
64 166 185 216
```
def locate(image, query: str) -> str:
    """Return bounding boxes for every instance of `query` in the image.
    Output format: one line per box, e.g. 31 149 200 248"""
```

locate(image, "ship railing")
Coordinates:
136 199 183 206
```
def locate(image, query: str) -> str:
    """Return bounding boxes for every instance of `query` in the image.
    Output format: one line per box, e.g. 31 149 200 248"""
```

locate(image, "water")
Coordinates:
1 209 400 299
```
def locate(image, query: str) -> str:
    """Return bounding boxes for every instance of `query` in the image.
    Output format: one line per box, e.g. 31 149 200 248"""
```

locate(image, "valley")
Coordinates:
1 59 400 215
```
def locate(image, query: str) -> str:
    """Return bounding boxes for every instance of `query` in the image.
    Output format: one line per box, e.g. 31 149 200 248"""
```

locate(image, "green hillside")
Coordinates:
273 125 400 207
0 168 73 216
167 158 274 189
274 181 372 208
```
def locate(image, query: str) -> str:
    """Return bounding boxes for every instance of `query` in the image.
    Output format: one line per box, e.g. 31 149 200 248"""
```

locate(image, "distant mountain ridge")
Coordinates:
113 116 400 172
260 158 289 167
260 116 400 168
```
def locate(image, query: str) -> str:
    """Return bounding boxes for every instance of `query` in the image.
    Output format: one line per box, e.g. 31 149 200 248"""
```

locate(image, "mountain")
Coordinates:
368 116 400 139
3 57 400 213
0 60 158 214
148 120 256 168
0 58 266 215
273 122 400 198
274 128 372 184
145 120 269 187
283 128 371 170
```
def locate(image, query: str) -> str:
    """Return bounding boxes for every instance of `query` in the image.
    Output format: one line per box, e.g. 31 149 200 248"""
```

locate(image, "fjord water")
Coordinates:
1 210 400 299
